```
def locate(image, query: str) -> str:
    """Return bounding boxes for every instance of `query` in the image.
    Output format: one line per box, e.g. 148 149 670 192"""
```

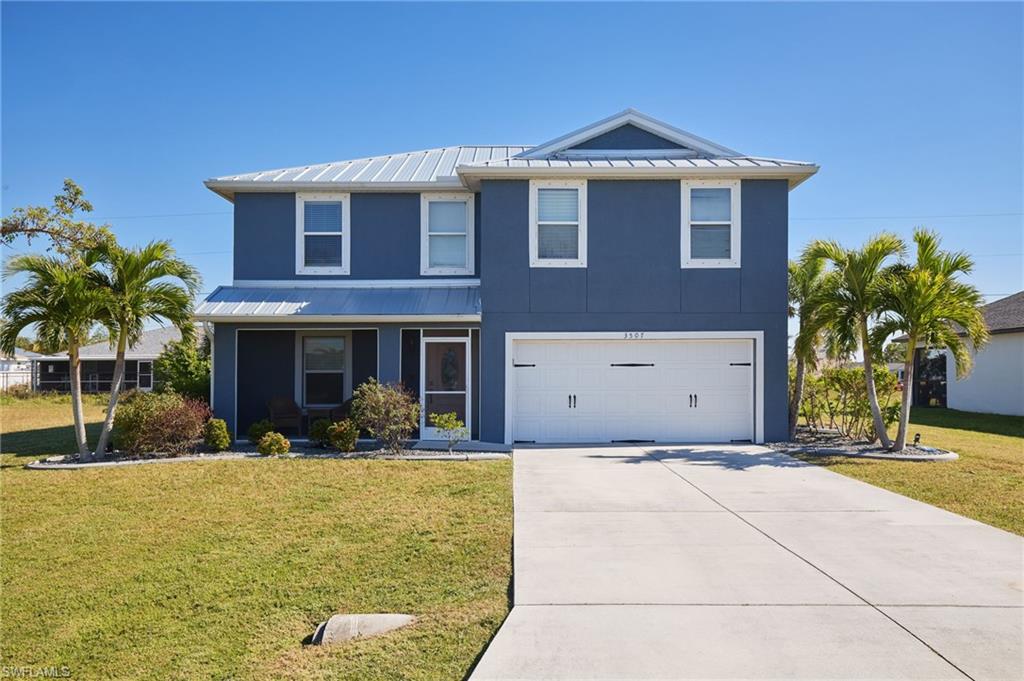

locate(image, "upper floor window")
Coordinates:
420 193 475 276
681 180 741 268
529 179 587 268
296 192 350 275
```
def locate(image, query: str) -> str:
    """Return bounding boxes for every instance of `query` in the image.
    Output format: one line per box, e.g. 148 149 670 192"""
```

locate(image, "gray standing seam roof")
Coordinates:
195 286 481 320
39 326 185 361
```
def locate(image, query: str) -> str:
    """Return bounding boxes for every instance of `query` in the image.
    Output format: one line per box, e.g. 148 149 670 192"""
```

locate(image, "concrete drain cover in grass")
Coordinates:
311 614 415 645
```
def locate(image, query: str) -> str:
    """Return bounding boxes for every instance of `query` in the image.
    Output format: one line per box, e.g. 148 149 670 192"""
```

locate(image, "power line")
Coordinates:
91 210 232 220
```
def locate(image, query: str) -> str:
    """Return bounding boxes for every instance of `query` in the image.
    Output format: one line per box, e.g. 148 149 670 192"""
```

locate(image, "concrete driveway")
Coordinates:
470 445 1023 680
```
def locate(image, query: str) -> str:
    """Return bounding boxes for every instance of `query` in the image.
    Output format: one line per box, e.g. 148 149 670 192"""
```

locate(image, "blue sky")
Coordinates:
3 2 1022 319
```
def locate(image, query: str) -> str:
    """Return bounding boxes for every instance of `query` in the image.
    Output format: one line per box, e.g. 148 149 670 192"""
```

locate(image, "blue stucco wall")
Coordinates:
477 178 790 443
232 192 480 281
570 124 685 150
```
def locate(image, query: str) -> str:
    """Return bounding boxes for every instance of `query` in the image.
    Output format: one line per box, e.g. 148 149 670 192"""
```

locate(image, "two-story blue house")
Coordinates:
196 110 817 444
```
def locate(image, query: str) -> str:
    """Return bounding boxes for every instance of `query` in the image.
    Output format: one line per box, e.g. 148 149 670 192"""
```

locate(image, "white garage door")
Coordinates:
511 338 754 444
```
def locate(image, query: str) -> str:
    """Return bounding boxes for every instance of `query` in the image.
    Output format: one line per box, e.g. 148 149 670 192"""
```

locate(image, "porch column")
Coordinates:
377 325 401 384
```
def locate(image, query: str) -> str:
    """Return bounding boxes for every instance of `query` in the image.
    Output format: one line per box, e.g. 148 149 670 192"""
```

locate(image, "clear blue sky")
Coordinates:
3 2 1022 320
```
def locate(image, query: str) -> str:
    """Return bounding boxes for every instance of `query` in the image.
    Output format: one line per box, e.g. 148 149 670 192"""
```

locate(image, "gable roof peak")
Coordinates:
517 109 742 160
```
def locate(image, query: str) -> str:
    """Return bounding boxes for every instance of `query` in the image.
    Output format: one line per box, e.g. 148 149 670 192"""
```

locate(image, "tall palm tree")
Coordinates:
90 241 201 457
873 229 988 451
788 258 826 439
801 233 905 448
1 255 104 458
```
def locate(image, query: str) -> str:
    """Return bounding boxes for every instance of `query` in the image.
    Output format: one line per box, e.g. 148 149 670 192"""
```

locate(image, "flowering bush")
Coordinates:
801 366 900 441
327 419 360 452
112 390 210 456
351 379 419 455
257 431 290 456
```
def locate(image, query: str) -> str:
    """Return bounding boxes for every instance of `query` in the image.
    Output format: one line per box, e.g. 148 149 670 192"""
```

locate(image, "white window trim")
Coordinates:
529 179 587 268
295 192 351 275
294 331 352 408
680 179 741 269
420 192 475 276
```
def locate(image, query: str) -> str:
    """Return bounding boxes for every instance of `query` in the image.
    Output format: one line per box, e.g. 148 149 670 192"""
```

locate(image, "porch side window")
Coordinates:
296 192 350 275
420 193 474 276
681 180 741 268
530 180 587 267
303 337 345 406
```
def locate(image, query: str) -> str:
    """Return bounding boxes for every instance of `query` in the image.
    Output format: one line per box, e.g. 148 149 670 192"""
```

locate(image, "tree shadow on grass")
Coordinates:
1 422 103 461
911 407 1024 438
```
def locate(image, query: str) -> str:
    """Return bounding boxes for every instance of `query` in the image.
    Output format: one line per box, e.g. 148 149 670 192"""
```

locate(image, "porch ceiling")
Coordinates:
195 285 481 322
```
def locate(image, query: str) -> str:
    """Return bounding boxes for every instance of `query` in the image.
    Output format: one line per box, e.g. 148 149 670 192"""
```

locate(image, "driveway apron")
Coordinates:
470 445 1023 680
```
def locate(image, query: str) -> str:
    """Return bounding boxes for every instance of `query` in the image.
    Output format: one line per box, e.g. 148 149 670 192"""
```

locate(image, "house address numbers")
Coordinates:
623 332 646 340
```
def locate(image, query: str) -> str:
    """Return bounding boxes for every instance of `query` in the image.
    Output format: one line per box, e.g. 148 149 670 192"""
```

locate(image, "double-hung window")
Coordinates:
296 192 350 275
301 336 345 406
681 180 741 268
420 193 474 276
529 179 587 267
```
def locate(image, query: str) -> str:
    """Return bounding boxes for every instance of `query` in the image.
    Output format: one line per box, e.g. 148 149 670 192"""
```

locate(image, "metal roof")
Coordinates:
204 110 819 198
195 286 481 321
206 146 530 199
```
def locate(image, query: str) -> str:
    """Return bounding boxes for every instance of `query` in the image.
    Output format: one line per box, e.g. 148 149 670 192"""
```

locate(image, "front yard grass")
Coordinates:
796 407 1023 535
1 395 512 680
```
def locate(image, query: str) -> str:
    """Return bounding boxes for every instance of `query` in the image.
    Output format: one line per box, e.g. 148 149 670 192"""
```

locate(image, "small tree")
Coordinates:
351 379 419 455
1 179 113 258
154 333 211 400
788 258 826 439
429 411 469 454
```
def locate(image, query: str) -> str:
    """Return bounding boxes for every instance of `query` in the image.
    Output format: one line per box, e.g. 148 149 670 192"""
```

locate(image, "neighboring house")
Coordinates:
197 109 818 443
907 291 1024 416
36 326 183 393
845 360 906 383
1 349 41 390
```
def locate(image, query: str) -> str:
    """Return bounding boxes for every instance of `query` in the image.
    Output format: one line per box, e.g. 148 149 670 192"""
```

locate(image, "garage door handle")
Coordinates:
688 394 693 408
572 394 577 408
694 394 698 408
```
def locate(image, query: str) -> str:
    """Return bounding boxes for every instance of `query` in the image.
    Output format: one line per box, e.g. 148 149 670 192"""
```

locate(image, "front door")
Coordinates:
420 336 471 439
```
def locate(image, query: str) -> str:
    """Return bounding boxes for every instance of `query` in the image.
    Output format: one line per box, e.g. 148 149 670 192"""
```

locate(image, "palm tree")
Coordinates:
801 233 905 448
90 241 201 457
787 258 826 439
1 255 105 458
873 229 988 451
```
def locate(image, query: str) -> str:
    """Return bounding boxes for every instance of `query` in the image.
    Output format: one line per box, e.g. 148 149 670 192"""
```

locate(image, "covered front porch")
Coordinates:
196 282 483 441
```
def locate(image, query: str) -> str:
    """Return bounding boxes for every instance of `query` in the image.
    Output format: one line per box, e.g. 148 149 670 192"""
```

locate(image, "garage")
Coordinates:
508 334 757 444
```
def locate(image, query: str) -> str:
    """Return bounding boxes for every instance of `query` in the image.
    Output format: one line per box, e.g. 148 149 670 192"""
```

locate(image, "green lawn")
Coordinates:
1 395 512 680
797 407 1024 535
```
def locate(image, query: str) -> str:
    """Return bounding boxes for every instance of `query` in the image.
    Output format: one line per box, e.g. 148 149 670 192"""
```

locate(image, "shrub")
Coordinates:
1 384 33 400
257 431 290 456
154 334 211 401
247 419 275 445
351 379 419 455
327 419 360 452
309 418 332 448
429 411 469 454
204 418 231 452
801 366 900 441
112 390 210 456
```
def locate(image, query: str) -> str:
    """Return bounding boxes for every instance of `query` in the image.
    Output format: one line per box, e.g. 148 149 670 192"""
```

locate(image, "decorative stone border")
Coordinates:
26 450 510 470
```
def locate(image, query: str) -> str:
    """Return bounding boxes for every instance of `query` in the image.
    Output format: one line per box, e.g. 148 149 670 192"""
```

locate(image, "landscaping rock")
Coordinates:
311 614 415 645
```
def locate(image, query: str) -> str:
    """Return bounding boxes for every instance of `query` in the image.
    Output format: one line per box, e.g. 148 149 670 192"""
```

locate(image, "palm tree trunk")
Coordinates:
892 335 916 451
94 332 127 458
860 318 893 449
68 344 90 460
788 356 806 440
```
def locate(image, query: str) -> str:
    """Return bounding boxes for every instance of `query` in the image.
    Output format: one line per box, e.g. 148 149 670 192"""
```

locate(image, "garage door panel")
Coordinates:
512 338 754 444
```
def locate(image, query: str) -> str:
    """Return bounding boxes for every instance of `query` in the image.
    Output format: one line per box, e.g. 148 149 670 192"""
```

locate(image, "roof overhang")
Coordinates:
195 314 481 323
456 163 819 190
204 178 468 202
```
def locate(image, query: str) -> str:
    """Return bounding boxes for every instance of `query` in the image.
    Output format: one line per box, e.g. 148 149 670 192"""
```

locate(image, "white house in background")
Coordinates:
0 349 41 390
907 291 1024 417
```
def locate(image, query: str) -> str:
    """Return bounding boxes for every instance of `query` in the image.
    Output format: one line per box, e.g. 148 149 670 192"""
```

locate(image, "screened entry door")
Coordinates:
420 336 471 439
